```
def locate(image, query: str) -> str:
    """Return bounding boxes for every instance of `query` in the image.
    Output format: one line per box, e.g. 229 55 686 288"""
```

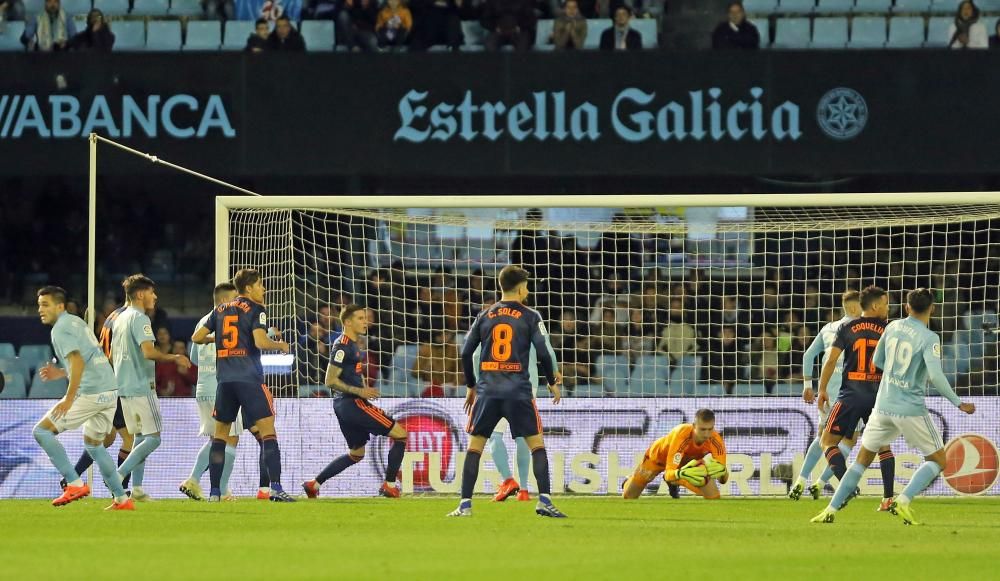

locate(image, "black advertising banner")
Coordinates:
0 51 996 177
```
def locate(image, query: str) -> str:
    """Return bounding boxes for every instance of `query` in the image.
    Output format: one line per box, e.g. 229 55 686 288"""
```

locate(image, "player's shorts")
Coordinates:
333 397 396 450
818 405 864 439
197 396 242 437
861 411 945 456
467 397 541 439
112 398 126 430
214 381 274 426
120 392 163 435
825 391 877 440
492 384 540 435
47 390 118 440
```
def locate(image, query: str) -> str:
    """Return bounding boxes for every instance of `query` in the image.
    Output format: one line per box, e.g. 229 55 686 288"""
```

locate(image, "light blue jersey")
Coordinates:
471 337 559 394
111 305 156 397
192 312 218 399
50 312 118 396
872 316 962 417
802 316 852 401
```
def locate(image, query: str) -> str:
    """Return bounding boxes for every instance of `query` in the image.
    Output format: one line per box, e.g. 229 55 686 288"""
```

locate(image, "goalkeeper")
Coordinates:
623 409 728 499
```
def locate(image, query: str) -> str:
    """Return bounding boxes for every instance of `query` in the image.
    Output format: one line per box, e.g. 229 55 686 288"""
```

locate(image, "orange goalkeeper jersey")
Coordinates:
642 423 727 482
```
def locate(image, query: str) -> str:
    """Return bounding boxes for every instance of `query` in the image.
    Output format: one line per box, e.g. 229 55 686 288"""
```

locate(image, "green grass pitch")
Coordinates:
3 496 1000 579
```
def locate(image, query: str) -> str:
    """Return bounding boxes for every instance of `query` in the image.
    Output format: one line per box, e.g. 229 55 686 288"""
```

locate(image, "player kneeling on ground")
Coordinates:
623 408 728 500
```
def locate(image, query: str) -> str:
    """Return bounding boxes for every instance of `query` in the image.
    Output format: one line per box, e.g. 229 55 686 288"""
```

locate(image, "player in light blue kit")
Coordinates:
33 286 133 510
790 291 860 501
812 288 976 525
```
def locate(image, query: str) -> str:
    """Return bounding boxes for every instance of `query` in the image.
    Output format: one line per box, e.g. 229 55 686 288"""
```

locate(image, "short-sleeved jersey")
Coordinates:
111 306 156 397
873 317 963 417
646 423 727 480
192 312 218 398
98 305 126 361
329 333 364 400
203 296 267 385
802 316 852 400
51 312 118 396
832 316 886 397
461 301 557 400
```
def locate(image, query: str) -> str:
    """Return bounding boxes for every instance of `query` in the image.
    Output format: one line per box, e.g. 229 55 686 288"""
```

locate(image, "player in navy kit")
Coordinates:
448 265 566 518
817 285 896 509
302 304 409 499
191 268 294 502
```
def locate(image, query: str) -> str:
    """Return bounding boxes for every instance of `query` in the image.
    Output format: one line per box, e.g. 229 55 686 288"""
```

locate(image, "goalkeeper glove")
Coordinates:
705 459 728 479
676 459 708 487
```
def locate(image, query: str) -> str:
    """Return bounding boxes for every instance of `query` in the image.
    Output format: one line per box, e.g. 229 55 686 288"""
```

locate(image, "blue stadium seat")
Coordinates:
595 354 630 395
772 17 811 48
0 343 15 359
0 22 25 51
924 16 951 46
222 21 256 50
668 355 701 396
816 0 854 13
693 383 726 396
742 0 778 13
0 372 28 398
30 374 68 398
170 0 204 16
583 20 606 48
0 357 29 382
893 0 930 12
733 383 768 396
145 20 181 51
772 383 800 396
572 383 606 397
810 16 849 47
632 18 657 48
852 0 891 12
779 0 816 14
629 354 670 396
388 344 422 397
184 20 222 50
848 16 886 47
113 20 146 50
461 21 487 49
300 20 335 51
954 341 971 376
61 0 93 16
887 16 926 47
130 0 170 16
298 385 332 397
751 18 770 46
927 0 956 14
93 0 128 16
536 18 553 47
23 0 44 14
18 344 53 374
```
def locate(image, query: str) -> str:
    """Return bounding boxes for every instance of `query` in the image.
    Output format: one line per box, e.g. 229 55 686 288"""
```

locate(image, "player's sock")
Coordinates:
824 445 848 482
261 435 282 488
220 445 238 495
118 448 132 488
208 438 227 496
828 462 865 511
385 439 406 484
119 434 160 486
817 466 834 486
897 461 942 505
530 447 551 495
84 442 126 500
73 450 95 480
515 437 531 492
255 433 269 489
190 440 211 481
878 450 895 498
316 453 362 484
799 438 823 482
460 449 483 500
488 432 512 480
32 426 80 484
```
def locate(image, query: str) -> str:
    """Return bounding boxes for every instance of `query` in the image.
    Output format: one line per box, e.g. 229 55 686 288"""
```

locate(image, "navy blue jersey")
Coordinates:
203 296 267 384
461 301 556 400
98 305 127 361
832 316 886 397
329 333 364 400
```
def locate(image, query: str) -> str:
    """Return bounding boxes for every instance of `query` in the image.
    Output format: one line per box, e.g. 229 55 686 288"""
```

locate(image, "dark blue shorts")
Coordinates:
113 397 126 430
214 381 275 426
467 397 542 439
334 397 396 450
825 391 876 440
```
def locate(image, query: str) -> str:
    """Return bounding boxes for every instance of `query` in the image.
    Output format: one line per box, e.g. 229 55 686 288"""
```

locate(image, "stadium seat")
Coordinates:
742 0 778 14
887 16 926 47
810 16 849 47
460 21 487 49
771 17 811 48
954 341 971 376
145 20 181 51
595 354 630 395
169 0 204 16
298 385 332 397
130 0 171 16
0 357 29 382
778 0 816 14
816 0 854 13
536 18 553 47
668 355 701 396
184 20 222 50
851 0 891 12
583 20 606 48
18 344 53 374
572 383 606 397
848 16 886 47
733 383 768 396
0 343 15 359
927 0 956 14
772 383 800 396
93 0 128 16
113 20 146 50
23 0 44 14
631 18 657 48
0 372 28 398
388 344 421 397
751 18 770 46
30 374 68 398
222 20 255 50
0 22 25 51
300 20 335 51
893 0 930 12
629 354 670 396
62 0 93 16
924 16 951 46
692 383 725 396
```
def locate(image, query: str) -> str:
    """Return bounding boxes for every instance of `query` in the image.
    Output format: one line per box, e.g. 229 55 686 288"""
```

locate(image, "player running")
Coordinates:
302 305 409 499
191 268 294 502
33 286 133 510
448 265 566 518
812 288 976 525
622 409 728 499
790 291 861 501
113 275 192 501
816 285 896 511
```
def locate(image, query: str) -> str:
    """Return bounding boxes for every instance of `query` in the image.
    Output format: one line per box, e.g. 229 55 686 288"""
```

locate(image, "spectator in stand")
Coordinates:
552 0 586 49
21 0 76 52
202 0 234 20
625 307 656 360
752 328 779 392
711 1 759 50
0 0 25 22
990 19 1000 48
156 340 197 397
67 8 113 51
551 309 595 394
245 18 270 52
657 297 700 373
64 298 81 317
155 327 172 355
338 0 379 51
481 0 536 52
949 0 988 49
269 15 306 51
409 0 463 51
705 325 741 394
600 6 641 51
593 306 626 355
298 322 331 385
412 328 463 397
376 0 412 49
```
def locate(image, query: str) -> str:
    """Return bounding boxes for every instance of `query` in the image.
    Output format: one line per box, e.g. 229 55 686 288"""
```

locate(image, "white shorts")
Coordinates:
120 393 163 435
861 411 945 457
197 396 242 437
48 390 118 440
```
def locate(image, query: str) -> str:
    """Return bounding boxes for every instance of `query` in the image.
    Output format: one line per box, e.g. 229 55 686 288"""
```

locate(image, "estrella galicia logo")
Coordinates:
816 87 868 141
